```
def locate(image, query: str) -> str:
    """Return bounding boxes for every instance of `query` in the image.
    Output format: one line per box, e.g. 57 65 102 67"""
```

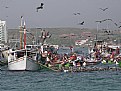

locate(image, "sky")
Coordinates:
0 0 121 30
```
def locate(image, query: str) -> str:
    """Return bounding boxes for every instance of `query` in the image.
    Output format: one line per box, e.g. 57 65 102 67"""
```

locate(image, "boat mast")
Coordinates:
20 16 23 49
23 21 26 49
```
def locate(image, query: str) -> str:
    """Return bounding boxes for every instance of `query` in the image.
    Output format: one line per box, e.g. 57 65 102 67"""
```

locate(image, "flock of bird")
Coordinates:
73 12 84 25
73 7 113 27
23 3 121 29
1 1 121 29
73 7 121 28
2 2 44 12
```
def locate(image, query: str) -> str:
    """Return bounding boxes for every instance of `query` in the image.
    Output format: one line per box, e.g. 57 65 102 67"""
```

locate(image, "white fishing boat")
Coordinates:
8 48 40 71
7 17 41 71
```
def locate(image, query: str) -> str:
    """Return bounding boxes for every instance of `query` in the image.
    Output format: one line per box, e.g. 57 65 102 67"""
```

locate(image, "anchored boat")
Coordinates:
8 17 41 71
8 48 40 71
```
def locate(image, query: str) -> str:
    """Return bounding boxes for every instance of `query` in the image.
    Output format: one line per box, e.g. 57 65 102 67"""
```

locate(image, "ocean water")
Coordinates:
0 47 121 91
0 68 121 91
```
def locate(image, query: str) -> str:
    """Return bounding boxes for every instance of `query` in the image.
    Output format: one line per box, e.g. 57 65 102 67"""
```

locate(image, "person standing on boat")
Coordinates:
41 30 51 45
70 46 74 53
45 55 51 67
116 47 120 55
59 54 69 70
41 30 46 45
70 53 77 67
110 51 115 61
106 46 110 53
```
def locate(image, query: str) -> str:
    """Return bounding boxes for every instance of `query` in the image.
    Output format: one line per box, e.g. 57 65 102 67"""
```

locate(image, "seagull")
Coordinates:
5 6 9 8
102 19 107 22
106 19 112 21
99 8 108 11
96 19 112 23
73 13 80 15
95 20 102 23
78 21 84 25
114 23 118 26
118 26 121 28
102 19 112 22
36 3 44 12
77 13 80 15
73 13 77 15
101 19 110 22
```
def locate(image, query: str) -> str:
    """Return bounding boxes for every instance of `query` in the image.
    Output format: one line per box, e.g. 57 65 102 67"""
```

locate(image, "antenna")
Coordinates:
20 16 23 49
24 21 26 49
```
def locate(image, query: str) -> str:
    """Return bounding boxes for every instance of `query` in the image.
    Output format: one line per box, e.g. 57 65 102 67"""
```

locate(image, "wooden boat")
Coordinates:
8 48 40 71
7 18 41 71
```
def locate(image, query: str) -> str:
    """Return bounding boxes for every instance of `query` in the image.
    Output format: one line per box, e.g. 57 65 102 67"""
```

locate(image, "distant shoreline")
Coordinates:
7 28 121 47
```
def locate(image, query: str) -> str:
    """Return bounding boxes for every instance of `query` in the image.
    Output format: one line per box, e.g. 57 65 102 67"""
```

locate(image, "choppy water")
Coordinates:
0 68 121 91
0 47 121 91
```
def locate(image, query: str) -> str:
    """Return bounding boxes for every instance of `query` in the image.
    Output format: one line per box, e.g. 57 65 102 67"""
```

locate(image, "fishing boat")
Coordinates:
7 17 41 71
8 48 40 71
0 43 9 66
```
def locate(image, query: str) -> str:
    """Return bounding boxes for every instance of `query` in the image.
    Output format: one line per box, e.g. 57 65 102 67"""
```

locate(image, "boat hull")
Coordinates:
8 57 40 71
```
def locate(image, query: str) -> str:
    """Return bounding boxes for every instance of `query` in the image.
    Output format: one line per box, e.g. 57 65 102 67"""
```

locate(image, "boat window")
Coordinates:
26 46 31 48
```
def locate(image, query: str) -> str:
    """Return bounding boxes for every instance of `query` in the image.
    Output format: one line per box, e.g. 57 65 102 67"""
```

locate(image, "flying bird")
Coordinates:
102 19 113 21
114 23 118 26
101 19 107 22
106 19 112 21
5 6 9 8
99 8 108 11
78 21 84 25
77 13 80 15
118 26 121 28
73 13 80 15
95 20 102 23
73 13 77 15
36 3 44 12
95 19 112 23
